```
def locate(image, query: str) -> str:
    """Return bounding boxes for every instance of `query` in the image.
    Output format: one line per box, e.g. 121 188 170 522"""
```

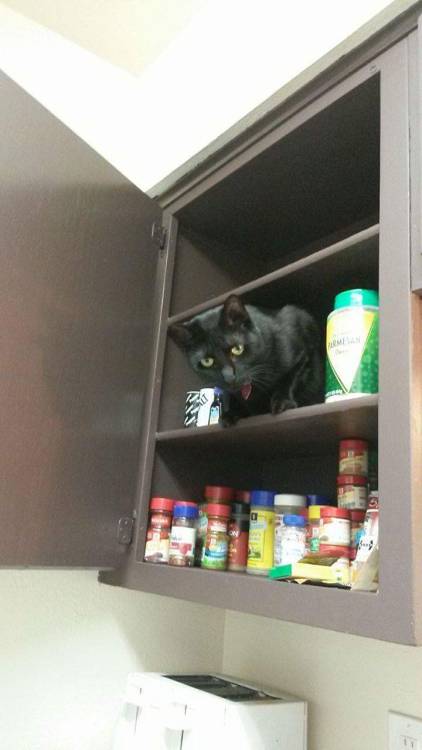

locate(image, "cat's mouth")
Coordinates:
240 383 252 400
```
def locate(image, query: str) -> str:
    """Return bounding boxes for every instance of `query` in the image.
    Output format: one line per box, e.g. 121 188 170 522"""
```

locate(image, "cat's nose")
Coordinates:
222 365 236 384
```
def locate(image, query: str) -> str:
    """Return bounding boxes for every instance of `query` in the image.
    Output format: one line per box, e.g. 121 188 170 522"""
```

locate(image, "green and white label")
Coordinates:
325 307 378 400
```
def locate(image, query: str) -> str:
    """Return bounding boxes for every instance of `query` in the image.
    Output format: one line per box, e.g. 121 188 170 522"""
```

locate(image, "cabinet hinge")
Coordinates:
151 221 167 251
117 516 135 545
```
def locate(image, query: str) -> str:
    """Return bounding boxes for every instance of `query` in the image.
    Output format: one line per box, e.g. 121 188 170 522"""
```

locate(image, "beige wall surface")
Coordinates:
0 571 224 750
223 611 422 750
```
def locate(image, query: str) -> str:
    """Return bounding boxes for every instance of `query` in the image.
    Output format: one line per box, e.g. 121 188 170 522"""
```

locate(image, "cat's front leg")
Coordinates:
271 353 312 414
270 392 298 415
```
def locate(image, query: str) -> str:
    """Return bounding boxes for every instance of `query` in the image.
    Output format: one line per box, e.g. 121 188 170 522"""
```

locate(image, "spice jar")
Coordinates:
228 502 250 572
235 490 251 504
201 503 231 570
274 494 307 566
144 497 174 564
247 490 275 576
169 502 198 567
196 485 234 564
339 439 369 476
337 474 368 510
320 507 351 546
306 504 330 554
279 514 307 565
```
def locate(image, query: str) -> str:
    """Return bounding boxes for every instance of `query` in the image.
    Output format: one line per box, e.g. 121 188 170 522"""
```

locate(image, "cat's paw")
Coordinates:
270 395 298 415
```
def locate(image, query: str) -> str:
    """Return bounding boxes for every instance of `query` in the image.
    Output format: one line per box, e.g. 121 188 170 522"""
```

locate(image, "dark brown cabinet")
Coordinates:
2 8 422 643
0 70 161 567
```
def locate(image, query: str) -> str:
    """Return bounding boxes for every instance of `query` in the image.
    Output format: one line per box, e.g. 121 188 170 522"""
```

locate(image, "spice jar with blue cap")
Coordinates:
247 490 275 576
169 501 198 567
280 514 307 565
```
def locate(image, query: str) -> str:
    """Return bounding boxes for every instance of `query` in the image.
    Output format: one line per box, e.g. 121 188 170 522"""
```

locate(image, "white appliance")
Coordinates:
113 672 307 749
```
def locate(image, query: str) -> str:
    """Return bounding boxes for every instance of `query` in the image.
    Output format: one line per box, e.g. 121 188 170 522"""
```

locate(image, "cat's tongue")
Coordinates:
240 383 252 400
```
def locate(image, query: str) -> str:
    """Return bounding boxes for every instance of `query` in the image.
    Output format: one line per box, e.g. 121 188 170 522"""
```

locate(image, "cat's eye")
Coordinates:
200 356 215 368
231 344 245 356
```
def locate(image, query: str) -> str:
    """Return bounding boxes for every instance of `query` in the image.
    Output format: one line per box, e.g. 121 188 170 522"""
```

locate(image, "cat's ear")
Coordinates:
168 322 193 349
221 295 250 329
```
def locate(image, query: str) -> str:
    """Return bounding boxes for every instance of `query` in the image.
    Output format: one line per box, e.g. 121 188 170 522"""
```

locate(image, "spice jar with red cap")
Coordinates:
201 503 232 571
339 439 369 476
337 475 368 510
144 497 174 564
195 485 234 564
319 507 351 547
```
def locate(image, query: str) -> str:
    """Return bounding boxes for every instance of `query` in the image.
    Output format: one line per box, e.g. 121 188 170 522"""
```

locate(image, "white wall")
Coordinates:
0 571 224 750
223 612 422 750
1 3 422 749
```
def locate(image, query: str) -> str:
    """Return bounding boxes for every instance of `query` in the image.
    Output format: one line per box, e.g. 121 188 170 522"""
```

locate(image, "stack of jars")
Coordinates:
143 497 199 567
336 438 370 559
144 486 252 572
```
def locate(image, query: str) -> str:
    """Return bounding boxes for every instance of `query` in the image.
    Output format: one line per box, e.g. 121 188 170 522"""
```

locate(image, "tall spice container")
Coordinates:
228 502 250 572
325 289 379 402
144 497 174 564
247 490 275 576
196 486 234 564
169 502 198 567
201 503 231 571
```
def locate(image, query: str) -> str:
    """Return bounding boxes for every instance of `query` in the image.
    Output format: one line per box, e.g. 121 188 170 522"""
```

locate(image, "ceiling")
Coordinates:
1 0 206 74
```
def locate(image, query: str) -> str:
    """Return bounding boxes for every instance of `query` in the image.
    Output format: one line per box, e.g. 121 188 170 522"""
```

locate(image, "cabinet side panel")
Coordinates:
410 26 422 291
0 73 160 566
377 40 415 642
411 294 422 642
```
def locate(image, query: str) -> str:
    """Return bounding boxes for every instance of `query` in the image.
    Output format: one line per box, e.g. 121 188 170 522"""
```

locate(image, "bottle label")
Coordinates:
202 531 228 570
208 405 220 425
144 529 170 563
169 526 196 564
228 520 248 569
247 510 274 571
279 527 306 565
325 307 378 399
337 485 368 510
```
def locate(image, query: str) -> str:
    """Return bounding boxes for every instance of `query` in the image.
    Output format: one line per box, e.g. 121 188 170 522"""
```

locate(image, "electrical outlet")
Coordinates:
400 737 420 750
389 712 422 750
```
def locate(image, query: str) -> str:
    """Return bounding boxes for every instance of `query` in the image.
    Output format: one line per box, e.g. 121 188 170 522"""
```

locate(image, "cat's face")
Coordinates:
169 295 268 396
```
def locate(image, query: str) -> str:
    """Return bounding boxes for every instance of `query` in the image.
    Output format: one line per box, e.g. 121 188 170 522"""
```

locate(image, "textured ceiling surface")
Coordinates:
1 0 206 74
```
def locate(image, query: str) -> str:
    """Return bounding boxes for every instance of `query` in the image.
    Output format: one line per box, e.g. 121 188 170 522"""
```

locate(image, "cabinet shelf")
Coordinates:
156 394 378 455
120 560 386 641
167 224 379 326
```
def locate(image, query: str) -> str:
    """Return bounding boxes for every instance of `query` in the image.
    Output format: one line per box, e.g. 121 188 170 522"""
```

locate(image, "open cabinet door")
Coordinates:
0 72 162 566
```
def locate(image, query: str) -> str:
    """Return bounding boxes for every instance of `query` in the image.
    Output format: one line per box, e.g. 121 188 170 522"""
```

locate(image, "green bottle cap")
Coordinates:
334 288 379 310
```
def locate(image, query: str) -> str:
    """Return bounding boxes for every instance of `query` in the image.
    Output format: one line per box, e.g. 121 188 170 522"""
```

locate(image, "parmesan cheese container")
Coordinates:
325 289 379 402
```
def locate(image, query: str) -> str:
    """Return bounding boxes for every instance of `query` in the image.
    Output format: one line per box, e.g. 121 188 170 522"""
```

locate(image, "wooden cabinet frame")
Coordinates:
104 35 422 645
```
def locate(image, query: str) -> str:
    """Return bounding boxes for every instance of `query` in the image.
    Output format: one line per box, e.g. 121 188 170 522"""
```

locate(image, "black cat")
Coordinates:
169 294 323 424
